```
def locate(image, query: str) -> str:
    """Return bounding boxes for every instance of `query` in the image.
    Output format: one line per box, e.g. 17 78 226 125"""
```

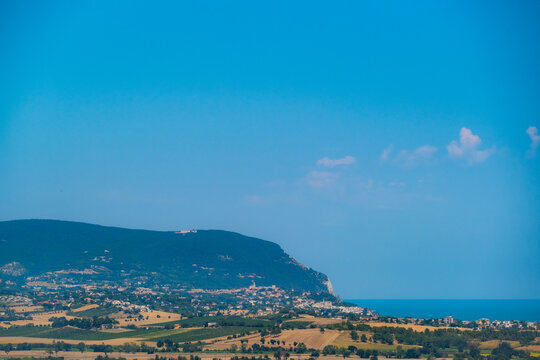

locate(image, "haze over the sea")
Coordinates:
348 299 540 322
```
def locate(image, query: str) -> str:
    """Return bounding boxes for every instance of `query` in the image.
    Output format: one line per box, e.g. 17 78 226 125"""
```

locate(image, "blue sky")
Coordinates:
1 0 539 298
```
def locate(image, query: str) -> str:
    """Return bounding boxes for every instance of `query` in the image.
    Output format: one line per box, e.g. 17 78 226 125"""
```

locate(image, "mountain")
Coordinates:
0 219 333 294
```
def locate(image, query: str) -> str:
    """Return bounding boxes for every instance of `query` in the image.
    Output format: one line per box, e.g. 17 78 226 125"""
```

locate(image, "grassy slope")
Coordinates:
151 327 252 342
154 316 275 327
0 219 330 292
0 325 255 342
70 306 118 318
0 326 167 340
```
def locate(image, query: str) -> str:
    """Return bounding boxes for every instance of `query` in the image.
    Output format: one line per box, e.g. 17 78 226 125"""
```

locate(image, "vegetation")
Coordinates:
152 326 252 342
68 305 118 318
0 219 331 292
50 316 118 329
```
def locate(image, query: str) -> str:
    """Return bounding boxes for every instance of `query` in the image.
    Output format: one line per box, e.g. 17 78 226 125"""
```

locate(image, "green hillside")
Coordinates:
0 219 332 293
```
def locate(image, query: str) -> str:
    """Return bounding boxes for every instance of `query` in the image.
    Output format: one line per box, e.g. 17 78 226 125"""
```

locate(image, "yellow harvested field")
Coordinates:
478 340 520 349
332 330 370 347
1 310 76 327
113 310 182 326
206 328 342 351
291 315 344 326
332 331 418 350
204 333 262 350
0 336 148 346
71 304 99 312
269 328 341 349
519 345 540 352
360 322 470 332
8 306 44 313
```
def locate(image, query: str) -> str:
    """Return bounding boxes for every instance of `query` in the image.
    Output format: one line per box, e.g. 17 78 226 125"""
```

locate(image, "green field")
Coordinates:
0 324 255 342
150 326 252 342
27 327 125 340
154 315 275 328
0 326 170 340
0 326 49 337
69 306 118 318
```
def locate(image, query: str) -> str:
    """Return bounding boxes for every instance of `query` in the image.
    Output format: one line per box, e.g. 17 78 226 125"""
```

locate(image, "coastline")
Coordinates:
346 299 540 322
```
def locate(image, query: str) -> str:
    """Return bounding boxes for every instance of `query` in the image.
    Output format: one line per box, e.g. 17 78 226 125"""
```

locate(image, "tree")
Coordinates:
3 343 13 355
350 330 359 341
323 345 338 355
296 342 307 354
396 345 404 359
53 340 64 355
360 334 368 342
469 345 480 359
491 342 514 360
77 342 86 354
405 348 420 358
123 342 139 353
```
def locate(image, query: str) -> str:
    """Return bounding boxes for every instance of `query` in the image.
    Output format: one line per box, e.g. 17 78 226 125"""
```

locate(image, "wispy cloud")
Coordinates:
307 171 339 187
396 145 437 166
380 145 394 161
447 127 495 164
383 144 437 167
526 126 540 157
317 155 356 168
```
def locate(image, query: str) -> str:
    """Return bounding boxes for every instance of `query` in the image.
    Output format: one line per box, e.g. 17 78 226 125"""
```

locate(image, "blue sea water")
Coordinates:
346 299 540 322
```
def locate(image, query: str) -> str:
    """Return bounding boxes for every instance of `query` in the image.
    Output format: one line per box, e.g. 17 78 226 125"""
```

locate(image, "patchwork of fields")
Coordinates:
1 306 538 360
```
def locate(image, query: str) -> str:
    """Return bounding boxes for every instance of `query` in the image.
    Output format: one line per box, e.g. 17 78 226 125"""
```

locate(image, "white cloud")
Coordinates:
447 127 494 164
526 126 540 157
393 145 437 167
413 145 438 157
307 171 339 187
317 155 356 168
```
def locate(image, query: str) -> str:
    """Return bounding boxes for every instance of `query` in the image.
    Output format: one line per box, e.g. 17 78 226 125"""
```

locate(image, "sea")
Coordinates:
346 299 540 322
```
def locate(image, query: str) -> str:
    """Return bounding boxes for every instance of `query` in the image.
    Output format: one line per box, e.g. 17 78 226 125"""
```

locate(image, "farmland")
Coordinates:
0 313 538 360
0 287 538 360
358 322 471 332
